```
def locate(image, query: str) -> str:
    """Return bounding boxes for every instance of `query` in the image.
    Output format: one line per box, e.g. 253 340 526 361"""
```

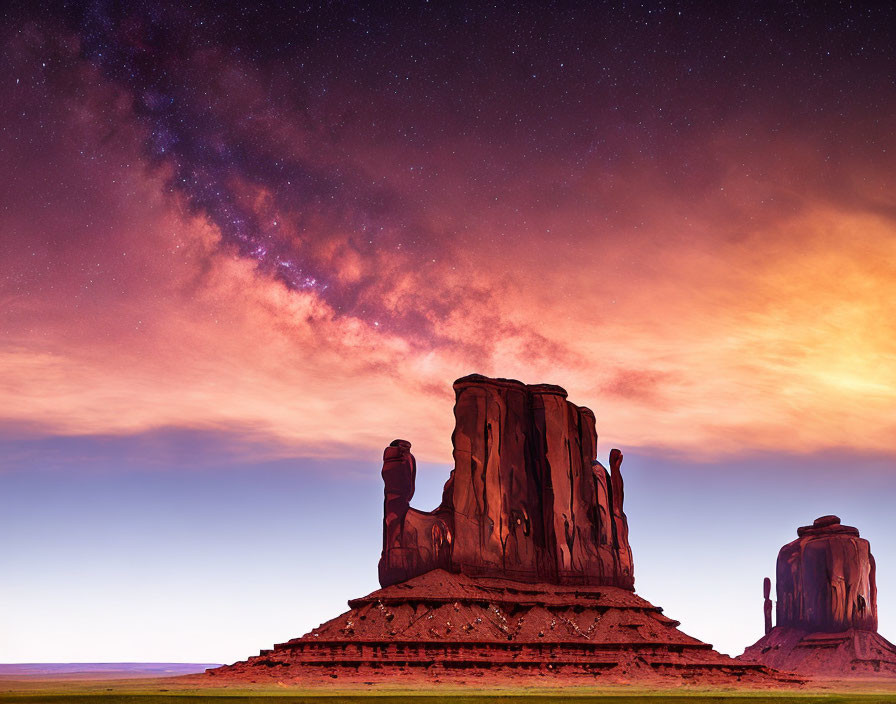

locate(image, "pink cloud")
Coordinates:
2 26 896 468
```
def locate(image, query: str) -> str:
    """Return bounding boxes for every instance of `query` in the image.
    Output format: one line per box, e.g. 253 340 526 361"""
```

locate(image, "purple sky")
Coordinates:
2 430 895 662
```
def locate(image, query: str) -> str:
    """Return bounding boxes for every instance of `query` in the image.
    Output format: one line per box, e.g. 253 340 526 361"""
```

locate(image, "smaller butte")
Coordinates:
740 515 896 677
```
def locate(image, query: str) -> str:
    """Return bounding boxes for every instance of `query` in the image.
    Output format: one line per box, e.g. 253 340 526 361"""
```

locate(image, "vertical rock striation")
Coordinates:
378 374 634 589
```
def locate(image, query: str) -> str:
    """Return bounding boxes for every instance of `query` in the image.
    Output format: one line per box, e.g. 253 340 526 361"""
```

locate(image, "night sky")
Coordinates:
2 1 895 663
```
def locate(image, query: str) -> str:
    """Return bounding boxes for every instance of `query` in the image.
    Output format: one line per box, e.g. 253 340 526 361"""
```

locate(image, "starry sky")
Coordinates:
1 1 895 663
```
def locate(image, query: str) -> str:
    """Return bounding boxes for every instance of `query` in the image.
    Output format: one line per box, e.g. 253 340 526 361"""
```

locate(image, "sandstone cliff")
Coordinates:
378 374 634 589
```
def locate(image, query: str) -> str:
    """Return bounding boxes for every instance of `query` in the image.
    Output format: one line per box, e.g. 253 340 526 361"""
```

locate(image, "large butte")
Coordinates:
209 374 794 685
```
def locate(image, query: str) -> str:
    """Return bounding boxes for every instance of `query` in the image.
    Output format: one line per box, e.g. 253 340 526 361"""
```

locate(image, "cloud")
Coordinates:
2 21 896 469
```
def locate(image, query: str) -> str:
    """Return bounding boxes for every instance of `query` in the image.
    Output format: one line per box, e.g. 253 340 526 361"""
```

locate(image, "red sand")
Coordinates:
208 569 796 686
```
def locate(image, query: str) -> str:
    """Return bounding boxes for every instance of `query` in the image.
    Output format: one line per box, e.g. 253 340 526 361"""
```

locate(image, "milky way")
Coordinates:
17 2 896 320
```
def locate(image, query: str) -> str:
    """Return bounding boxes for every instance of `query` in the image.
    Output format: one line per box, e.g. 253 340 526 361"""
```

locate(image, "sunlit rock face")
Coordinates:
776 515 877 633
378 374 634 589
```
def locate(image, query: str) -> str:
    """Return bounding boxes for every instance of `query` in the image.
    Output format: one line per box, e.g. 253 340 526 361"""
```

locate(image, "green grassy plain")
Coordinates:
6 696 896 704
4 676 896 704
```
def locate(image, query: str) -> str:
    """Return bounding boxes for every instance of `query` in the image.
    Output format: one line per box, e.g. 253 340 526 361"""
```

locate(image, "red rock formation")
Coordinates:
211 374 795 686
741 516 896 677
777 515 876 633
378 440 451 587
378 375 634 589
